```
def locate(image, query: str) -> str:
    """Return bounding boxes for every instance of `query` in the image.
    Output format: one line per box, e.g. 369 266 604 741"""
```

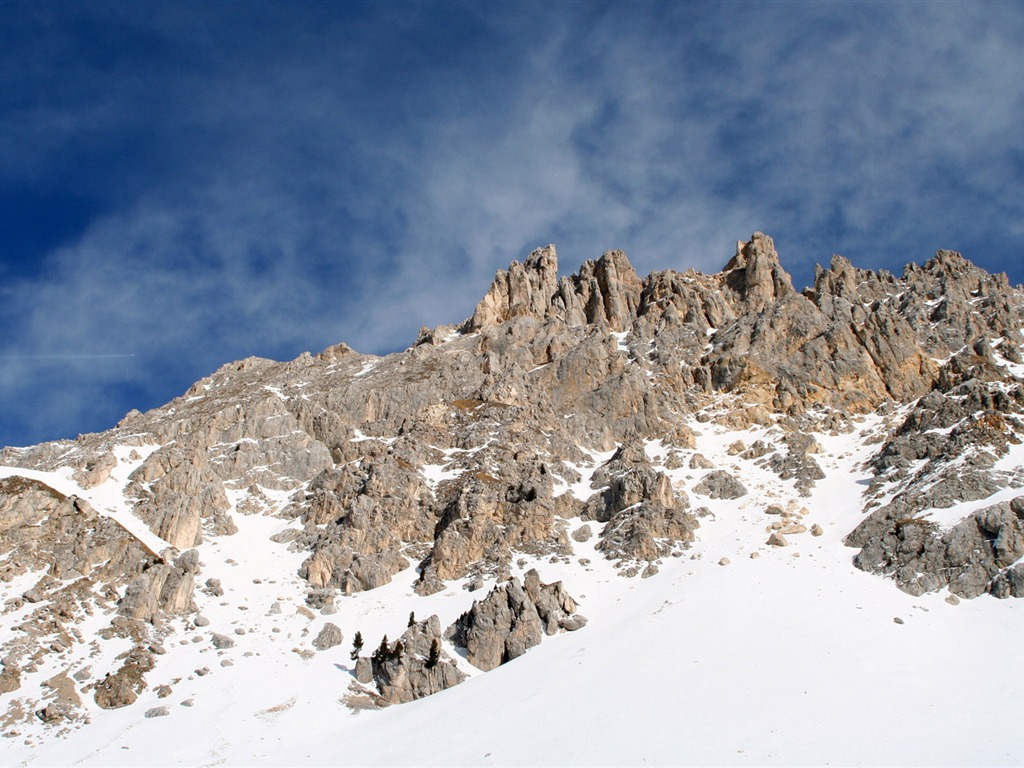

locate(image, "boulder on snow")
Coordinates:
313 622 344 651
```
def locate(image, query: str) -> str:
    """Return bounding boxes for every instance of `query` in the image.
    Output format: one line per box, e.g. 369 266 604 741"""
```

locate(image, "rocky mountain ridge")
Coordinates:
1 232 1023 738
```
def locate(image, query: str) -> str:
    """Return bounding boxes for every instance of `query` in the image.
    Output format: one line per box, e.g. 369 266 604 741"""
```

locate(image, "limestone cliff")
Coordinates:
1 231 1023 730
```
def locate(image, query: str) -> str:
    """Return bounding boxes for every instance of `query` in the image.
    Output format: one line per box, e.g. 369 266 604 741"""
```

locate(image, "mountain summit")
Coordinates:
2 234 1023 764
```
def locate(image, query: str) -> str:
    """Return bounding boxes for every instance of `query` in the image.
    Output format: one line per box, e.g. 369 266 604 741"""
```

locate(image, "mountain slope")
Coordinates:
1 233 1023 765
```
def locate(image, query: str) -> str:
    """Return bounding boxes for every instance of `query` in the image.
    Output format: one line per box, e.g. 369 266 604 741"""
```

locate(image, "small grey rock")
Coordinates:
354 656 373 684
559 615 588 631
571 524 593 543
145 707 169 718
694 470 747 500
312 622 344 651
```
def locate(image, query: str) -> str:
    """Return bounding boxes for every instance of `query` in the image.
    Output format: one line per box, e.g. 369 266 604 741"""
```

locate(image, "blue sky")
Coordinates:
1 0 1022 448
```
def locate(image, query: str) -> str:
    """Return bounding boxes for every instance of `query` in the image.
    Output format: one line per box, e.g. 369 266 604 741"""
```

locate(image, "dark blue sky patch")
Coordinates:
0 0 1022 447
0 188 101 278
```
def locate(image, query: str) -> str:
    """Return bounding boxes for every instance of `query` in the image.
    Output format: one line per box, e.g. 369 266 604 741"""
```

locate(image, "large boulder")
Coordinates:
370 616 465 705
445 569 583 672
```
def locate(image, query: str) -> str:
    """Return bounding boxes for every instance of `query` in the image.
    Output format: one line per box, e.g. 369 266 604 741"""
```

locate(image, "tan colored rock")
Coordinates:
370 616 465 704
445 570 581 673
468 245 559 330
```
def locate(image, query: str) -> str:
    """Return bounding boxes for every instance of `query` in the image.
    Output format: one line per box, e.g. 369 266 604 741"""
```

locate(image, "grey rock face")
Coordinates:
693 470 747 500
119 549 200 622
2 229 1024 729
369 616 465 705
581 442 698 564
445 569 582 672
851 501 1024 598
312 623 344 651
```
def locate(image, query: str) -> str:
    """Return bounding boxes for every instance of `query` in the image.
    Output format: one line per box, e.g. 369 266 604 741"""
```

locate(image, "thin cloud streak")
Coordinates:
1 1 1022 447
0 355 135 360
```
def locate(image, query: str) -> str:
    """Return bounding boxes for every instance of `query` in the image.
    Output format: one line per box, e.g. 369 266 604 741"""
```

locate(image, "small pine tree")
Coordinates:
426 638 441 669
408 611 416 627
372 634 389 663
351 631 363 661
391 640 405 659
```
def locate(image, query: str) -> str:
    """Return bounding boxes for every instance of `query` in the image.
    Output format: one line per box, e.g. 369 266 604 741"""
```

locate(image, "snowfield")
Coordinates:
3 418 1024 767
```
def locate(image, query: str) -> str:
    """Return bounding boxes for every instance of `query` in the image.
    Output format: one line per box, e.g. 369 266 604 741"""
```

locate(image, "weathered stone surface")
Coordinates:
445 569 581 672
693 471 747 500
119 550 200 622
1 228 1023 732
312 623 344 651
93 648 154 710
468 245 560 331
850 501 1024 598
370 616 465 705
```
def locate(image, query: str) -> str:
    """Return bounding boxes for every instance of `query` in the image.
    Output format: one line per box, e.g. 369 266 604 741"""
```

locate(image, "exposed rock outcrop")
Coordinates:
2 230 1024 731
850 499 1024 598
119 549 199 622
445 569 583 672
369 616 465 704
93 647 154 709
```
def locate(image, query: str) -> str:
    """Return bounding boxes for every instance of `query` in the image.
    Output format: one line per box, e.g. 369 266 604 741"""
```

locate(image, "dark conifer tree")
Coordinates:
426 638 441 669
351 631 363 661
372 634 389 663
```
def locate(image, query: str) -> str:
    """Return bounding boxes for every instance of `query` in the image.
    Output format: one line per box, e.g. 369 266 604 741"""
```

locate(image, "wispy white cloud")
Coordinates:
1 1 1022 446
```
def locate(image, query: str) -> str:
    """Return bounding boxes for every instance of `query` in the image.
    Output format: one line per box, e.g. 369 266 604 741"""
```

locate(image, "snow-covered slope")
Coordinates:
4 415 1024 767
2 235 1024 765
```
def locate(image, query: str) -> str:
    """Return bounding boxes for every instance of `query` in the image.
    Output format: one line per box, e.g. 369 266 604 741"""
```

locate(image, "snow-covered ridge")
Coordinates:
1 234 1024 764
0 443 166 556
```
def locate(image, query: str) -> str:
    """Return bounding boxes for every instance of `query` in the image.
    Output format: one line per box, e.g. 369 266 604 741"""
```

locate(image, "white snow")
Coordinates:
263 385 287 401
552 446 617 501
353 359 380 378
0 443 167 556
4 417 1024 766
914 439 1024 528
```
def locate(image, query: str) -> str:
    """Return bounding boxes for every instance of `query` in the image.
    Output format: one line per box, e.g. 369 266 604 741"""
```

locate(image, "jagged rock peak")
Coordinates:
559 249 643 330
467 245 559 331
722 232 796 313
467 244 645 333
